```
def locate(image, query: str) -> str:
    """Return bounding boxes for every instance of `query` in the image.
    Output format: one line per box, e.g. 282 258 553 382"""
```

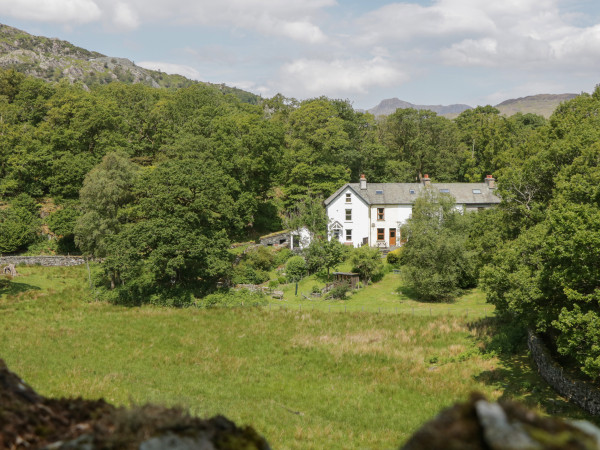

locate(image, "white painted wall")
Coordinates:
368 204 412 246
326 187 370 248
290 227 311 250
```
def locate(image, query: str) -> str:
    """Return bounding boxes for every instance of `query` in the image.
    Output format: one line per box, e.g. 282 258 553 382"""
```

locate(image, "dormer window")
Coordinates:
345 193 351 203
472 189 481 194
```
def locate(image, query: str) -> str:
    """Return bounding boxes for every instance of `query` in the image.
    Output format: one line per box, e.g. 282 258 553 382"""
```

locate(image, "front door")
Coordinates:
389 228 396 246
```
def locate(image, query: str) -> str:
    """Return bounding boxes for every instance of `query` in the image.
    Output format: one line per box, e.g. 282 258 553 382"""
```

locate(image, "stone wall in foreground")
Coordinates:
528 330 600 415
0 256 86 267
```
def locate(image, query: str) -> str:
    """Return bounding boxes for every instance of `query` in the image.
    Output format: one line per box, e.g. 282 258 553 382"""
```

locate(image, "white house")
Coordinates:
324 174 500 248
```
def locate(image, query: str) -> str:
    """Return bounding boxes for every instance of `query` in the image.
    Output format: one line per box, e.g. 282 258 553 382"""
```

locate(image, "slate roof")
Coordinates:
324 182 500 206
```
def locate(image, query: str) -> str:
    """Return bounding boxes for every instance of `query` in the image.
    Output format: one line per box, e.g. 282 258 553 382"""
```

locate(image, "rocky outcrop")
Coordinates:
402 393 600 450
0 359 270 449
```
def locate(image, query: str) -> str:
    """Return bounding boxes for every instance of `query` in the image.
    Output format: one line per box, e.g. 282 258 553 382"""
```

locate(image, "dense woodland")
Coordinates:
1 68 600 380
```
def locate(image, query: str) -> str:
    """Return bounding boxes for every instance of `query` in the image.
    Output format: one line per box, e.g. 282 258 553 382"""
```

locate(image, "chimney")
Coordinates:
360 173 367 190
485 174 496 189
422 174 431 186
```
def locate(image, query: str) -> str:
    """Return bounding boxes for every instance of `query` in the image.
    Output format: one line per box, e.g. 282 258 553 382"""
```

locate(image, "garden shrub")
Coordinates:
232 263 269 285
328 282 351 299
245 246 275 272
386 247 403 266
273 247 293 267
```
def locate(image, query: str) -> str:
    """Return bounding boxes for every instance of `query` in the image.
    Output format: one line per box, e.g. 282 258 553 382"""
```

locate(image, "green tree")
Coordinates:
304 237 346 277
74 152 138 257
284 196 328 239
0 194 40 253
379 108 466 182
100 155 246 304
350 245 383 286
400 189 476 301
286 255 307 296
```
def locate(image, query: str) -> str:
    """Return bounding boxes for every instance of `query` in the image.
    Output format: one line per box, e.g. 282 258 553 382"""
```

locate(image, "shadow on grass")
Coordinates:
396 284 456 304
469 317 599 423
0 281 41 297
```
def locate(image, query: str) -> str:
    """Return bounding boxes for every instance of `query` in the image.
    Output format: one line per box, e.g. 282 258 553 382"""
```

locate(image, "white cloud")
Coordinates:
0 0 102 24
136 61 202 80
280 21 326 44
112 2 139 30
355 0 600 72
0 0 334 40
275 57 407 97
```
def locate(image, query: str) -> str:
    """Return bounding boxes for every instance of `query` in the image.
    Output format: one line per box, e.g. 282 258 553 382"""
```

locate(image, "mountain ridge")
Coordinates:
0 23 260 104
368 93 580 119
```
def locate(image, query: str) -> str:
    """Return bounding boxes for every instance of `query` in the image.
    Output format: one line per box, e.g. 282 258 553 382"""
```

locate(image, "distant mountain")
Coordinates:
368 93 581 119
494 93 579 118
0 23 260 104
367 98 473 117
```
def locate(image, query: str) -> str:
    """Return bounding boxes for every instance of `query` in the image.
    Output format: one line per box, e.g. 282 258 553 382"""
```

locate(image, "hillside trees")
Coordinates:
482 89 600 379
378 108 467 182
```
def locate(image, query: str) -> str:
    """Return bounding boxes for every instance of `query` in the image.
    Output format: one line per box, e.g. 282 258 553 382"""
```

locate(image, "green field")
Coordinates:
0 266 594 449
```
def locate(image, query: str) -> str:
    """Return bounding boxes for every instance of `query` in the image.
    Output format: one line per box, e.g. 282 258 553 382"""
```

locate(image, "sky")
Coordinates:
2 0 600 110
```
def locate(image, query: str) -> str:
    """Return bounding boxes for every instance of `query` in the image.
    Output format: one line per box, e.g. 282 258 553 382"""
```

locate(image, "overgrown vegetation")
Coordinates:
1 266 593 449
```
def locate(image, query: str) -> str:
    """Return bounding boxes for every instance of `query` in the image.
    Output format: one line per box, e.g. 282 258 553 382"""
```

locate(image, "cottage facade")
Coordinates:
324 174 500 248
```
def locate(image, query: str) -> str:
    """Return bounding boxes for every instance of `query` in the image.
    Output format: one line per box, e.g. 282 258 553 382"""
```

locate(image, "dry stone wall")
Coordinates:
0 256 86 267
528 331 600 415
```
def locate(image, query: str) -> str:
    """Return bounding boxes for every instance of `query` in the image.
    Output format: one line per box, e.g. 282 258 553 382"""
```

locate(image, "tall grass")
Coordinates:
0 266 594 449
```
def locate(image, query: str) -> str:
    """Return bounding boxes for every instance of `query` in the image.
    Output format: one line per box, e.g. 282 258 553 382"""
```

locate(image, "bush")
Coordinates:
231 263 269 285
245 246 275 272
268 279 279 290
328 282 351 299
277 276 287 285
350 246 384 285
273 247 293 267
311 284 321 294
286 256 306 282
202 289 268 308
386 248 403 266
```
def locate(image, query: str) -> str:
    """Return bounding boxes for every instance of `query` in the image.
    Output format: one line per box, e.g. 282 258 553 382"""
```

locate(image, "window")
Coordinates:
345 209 352 221
345 229 352 241
377 228 385 241
439 188 450 193
472 189 481 194
377 207 385 220
376 190 383 195
409 189 416 194
345 193 351 203
331 222 342 241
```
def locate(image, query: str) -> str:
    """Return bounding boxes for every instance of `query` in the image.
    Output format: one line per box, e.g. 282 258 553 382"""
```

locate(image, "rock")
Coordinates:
401 393 600 450
0 359 270 449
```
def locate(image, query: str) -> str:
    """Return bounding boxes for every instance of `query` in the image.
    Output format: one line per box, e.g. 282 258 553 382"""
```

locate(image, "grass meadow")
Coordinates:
0 265 595 449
